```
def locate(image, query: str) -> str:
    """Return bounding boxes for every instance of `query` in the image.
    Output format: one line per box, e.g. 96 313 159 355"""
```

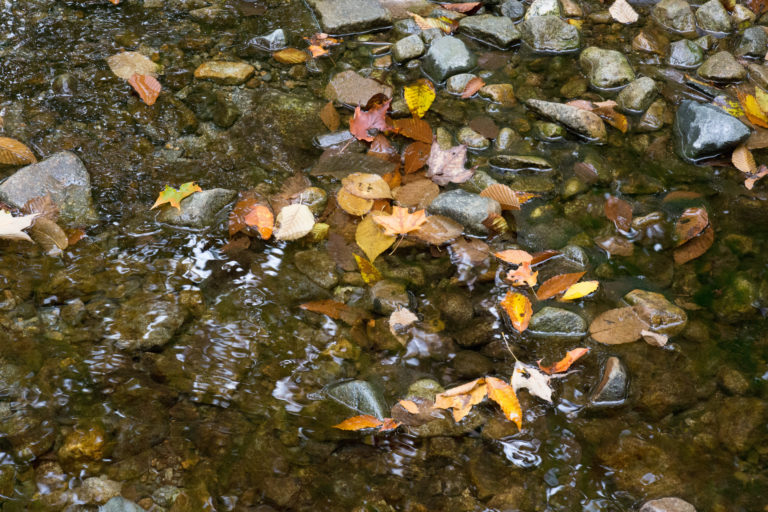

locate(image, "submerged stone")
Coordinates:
579 47 635 89
100 497 147 512
422 36 477 82
325 70 393 106
457 126 490 149
624 289 687 336
458 14 521 48
528 307 587 340
500 0 526 20
525 98 607 141
193 61 254 85
306 0 391 34
521 16 580 53
392 34 425 62
427 189 501 234
673 100 750 161
640 497 697 512
326 380 388 419
736 26 768 58
446 73 477 94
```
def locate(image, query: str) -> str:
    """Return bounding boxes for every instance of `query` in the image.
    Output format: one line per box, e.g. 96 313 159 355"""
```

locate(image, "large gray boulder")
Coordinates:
579 47 635 89
674 100 751 162
458 14 521 48
0 151 98 225
306 0 391 34
422 36 477 82
521 16 580 53
525 99 607 141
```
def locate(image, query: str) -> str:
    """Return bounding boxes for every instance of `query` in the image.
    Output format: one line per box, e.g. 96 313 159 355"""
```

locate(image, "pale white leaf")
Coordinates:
609 0 639 24
274 204 315 241
511 361 553 403
0 210 38 242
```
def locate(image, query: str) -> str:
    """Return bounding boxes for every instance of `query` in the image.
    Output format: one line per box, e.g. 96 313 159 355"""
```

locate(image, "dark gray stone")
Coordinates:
638 99 667 132
695 0 731 33
294 249 339 289
653 0 696 33
326 380 388 419
499 0 525 20
579 47 635 89
306 0 391 34
736 26 768 58
697 51 746 82
525 98 607 141
157 188 236 228
668 39 704 69
457 126 490 149
427 189 501 234
528 307 587 341
392 34 425 62
674 100 750 161
0 151 98 225
520 16 580 53
458 14 521 48
589 356 629 407
422 36 477 82
616 77 658 113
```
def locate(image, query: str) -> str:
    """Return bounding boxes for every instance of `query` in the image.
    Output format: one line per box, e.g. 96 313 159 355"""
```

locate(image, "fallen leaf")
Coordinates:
128 74 161 106
439 1 481 13
29 217 68 255
483 213 509 235
530 250 560 265
404 79 436 118
469 116 500 139
511 362 552 403
640 329 669 347
0 137 37 165
221 235 251 253
269 174 312 213
410 214 463 244
151 182 202 210
485 376 523 429
356 213 396 262
589 306 650 344
756 86 768 113
273 48 308 64
426 141 473 186
392 117 433 143
538 348 590 374
109 0 120 4
609 0 639 23
67 228 87 246
574 161 599 184
300 299 369 325
732 144 757 174
461 77 486 99
674 225 714 264
407 11 456 34
397 399 420 415
22 195 58 220
480 184 520 210
274 204 315 241
595 235 634 257
403 141 432 174
536 272 587 301
107 51 158 80
333 415 383 430
379 418 400 431
593 103 629 133
737 91 768 128
745 164 768 189
354 253 382 284
605 196 632 232
495 249 533 265
392 179 440 209
500 291 533 333
319 101 340 131
230 195 263 236
304 33 342 58
342 172 392 200
244 204 274 240
434 378 487 422
369 135 400 165
506 263 538 288
350 99 393 142
337 188 374 216
389 308 419 344
559 280 599 301
371 206 428 236
674 207 709 246
0 210 38 242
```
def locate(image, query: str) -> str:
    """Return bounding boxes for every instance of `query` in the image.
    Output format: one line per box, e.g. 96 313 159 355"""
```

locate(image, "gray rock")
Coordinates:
525 98 607 141
624 289 687 336
392 34 425 62
500 0 525 20
420 27 446 45
668 39 704 69
248 29 287 51
528 306 587 341
0 151 98 225
157 188 236 228
697 51 746 82
525 0 561 19
407 378 444 400
521 16 580 53
314 130 356 149
294 249 338 289
560 244 590 270
326 380 388 419
589 356 629 407
99 497 147 512
306 0 391 34
617 77 658 113
494 127 520 151
732 3 756 24
640 497 696 512
695 0 731 33
748 62 768 89
393 18 421 39
638 99 667 132
112 294 189 351
371 280 410 315
446 73 477 94
579 46 635 89
653 0 696 34
457 126 490 149
673 100 750 161
736 26 768 58
422 36 477 82
325 70 393 106
427 189 501 234
458 14 521 48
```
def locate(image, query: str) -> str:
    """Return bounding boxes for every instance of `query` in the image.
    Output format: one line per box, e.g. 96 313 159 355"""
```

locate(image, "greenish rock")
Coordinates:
525 0 561 19
490 154 552 171
560 76 589 98
717 366 750 395
579 46 635 89
422 36 477 82
462 170 499 194
0 151 98 225
420 27 446 45
695 34 716 50
638 99 667 132
653 0 696 34
528 306 587 341
157 188 236 228
526 98 607 141
370 280 410 315
732 3 756 24
533 121 566 141
521 16 580 53
427 189 501 234
562 176 588 198
406 378 444 400
494 127 521 150
717 397 768 454
294 249 339 289
446 73 477 94
500 0 525 20
668 39 704 69
392 34 425 62
713 274 758 322
736 26 768 58
295 187 328 215
748 62 768 90
673 100 750 161
457 126 490 149
393 19 421 39
458 14 521 48
623 289 687 335
306 0 391 34
697 51 746 82
617 77 658 113
695 0 732 33
326 380 388 419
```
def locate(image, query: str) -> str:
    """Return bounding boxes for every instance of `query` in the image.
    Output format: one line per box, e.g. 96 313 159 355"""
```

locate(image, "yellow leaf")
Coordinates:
404 79 436 118
737 91 768 128
333 415 383 430
342 172 393 199
485 376 522 430
272 48 308 64
356 214 396 262
354 253 382 285
434 378 488 422
559 280 599 301
756 87 768 114
500 291 532 333
151 182 202 210
337 188 373 216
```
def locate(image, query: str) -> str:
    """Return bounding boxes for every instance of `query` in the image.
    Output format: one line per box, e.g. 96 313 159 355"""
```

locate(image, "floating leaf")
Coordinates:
609 0 639 23
511 361 552 402
538 348 590 375
674 225 714 264
371 206 427 236
461 77 485 99
495 249 533 265
737 91 768 128
273 48 308 64
403 141 432 174
732 144 757 174
29 217 68 255
333 415 383 430
485 376 522 429
500 291 533 333
392 117 432 143
434 378 487 422
589 306 650 344
274 204 315 241
128 74 161 106
354 253 382 284
560 280 599 301
337 188 374 216
369 135 399 165
536 272 587 300
356 213 396 262
506 263 538 288
0 210 38 242
530 250 560 265
392 179 440 209
304 33 342 58
107 51 158 80
151 182 202 210
426 141 473 186
0 137 37 165
342 172 392 200
319 101 340 131
244 204 274 240
674 207 709 246
480 184 521 210
411 214 463 245
605 196 632 232
404 79 436 118
397 399 420 415
350 99 392 142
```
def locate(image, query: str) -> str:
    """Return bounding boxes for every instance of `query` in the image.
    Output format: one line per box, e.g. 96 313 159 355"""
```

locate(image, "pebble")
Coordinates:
392 34 425 62
422 36 477 82
306 0 391 34
521 16 581 53
525 0 561 19
589 356 629 407
616 76 658 113
640 497 697 512
478 83 516 105
526 98 607 141
652 0 696 34
579 46 635 89
446 73 477 94
697 51 746 82
668 39 704 69
194 61 255 85
427 189 501 234
458 14 521 48
458 126 490 149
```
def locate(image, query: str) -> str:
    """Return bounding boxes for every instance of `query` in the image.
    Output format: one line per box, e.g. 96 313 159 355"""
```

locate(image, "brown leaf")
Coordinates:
530 250 560 265
480 184 521 211
319 101 340 131
0 137 37 165
745 164 768 189
244 204 274 240
350 99 393 142
22 195 58 220
300 299 369 325
674 225 714 264
342 172 393 200
392 179 440 209
392 117 432 143
229 195 267 237
269 174 312 213
573 162 599 184
440 1 482 13
128 74 161 106
273 48 309 64
371 206 428 236
411 214 463 244
536 272 587 300
426 141 473 186
450 237 490 266
328 232 358 271
605 196 632 232
589 306 650 344
538 348 590 374
495 249 533 265
674 207 708 246
595 235 634 257
403 141 432 174
468 116 499 139
66 228 87 246
333 415 383 430
461 77 486 99
29 217 68 255
221 234 251 253
732 144 757 174
662 191 703 203
369 135 399 165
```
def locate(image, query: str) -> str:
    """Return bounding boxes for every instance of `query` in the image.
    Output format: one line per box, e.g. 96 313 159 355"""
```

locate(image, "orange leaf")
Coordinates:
536 272 586 300
128 74 161 106
403 141 432 174
538 348 590 375
506 262 538 287
109 0 119 4
244 204 274 240
480 184 521 210
350 99 393 142
485 376 522 429
461 77 485 99
500 291 532 333
66 228 87 246
392 117 432 143
371 206 427 236
440 1 482 13
495 249 533 265
674 225 714 265
745 164 768 189
379 418 400 431
605 195 632 232
299 299 369 325
434 378 488 422
397 399 420 414
319 101 340 131
530 250 560 265
333 415 383 430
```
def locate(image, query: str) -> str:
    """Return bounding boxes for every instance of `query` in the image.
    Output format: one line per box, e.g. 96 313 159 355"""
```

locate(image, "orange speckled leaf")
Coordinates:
486 376 522 429
128 74 161 106
538 348 590 375
500 291 532 333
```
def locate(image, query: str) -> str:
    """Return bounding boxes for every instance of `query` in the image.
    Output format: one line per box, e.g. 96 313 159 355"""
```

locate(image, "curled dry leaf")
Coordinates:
244 204 274 240
426 141 473 186
333 415 383 430
274 204 315 241
29 217 68 256
128 74 161 106
371 206 428 236
536 272 587 300
0 137 37 165
342 172 393 200
356 213 396 262
605 196 632 232
609 0 639 24
483 213 509 235
511 361 553 403
350 99 392 142
461 77 486 99
411 214 463 244
732 144 757 174
500 291 533 333
559 280 599 301
393 179 440 209
273 48 309 64
674 225 714 264
538 348 590 375
674 207 709 246
495 249 533 265
589 306 650 344
434 378 487 422
151 182 202 210
485 376 522 429
404 79 436 118
107 51 159 80
319 101 340 131
0 210 38 242
480 184 520 210
354 253 382 284
403 141 432 174
337 188 374 216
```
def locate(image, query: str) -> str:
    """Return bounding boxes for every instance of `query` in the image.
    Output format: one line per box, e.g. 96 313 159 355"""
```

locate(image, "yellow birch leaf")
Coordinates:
559 280 599 301
732 144 757 174
356 214 396 262
756 87 768 114
354 253 382 285
486 376 522 430
737 91 768 128
500 291 532 333
404 79 436 118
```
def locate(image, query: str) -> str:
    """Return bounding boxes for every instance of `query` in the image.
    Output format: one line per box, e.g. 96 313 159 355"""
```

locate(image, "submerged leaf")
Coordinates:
244 204 274 240
434 378 488 422
674 225 714 264
392 117 433 143
426 141 473 186
337 188 374 216
411 214 463 245
403 141 432 174
319 101 340 131
0 137 37 165
356 213 396 262
589 306 650 344
350 99 392 142
605 196 632 232
29 217 68 255
461 77 485 99
354 253 382 284
128 74 161 106
674 207 709 246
